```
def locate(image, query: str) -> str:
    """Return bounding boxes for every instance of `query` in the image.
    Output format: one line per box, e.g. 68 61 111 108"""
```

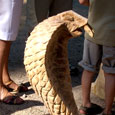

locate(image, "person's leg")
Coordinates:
81 70 95 107
79 39 102 114
102 46 115 114
49 0 73 16
2 41 28 92
0 41 9 87
0 40 24 104
34 0 52 23
0 40 10 99
2 41 19 91
0 0 24 91
0 41 12 94
104 73 115 114
0 0 26 104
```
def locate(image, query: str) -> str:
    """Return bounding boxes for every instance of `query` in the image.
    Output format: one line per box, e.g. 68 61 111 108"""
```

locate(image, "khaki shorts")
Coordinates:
79 39 115 74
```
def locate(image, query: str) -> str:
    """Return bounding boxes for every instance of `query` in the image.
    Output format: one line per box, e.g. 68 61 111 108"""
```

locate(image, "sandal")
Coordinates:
13 83 28 93
5 81 28 93
79 103 103 115
3 95 24 105
0 87 24 105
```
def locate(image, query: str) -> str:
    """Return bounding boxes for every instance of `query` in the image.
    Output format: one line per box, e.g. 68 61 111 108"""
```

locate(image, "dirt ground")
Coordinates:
0 0 114 115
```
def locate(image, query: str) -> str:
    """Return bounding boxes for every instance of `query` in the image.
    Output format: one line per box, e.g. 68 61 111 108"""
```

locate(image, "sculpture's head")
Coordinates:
58 10 94 37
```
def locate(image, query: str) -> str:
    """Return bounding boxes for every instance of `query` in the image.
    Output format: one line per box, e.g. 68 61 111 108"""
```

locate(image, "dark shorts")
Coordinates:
79 39 115 74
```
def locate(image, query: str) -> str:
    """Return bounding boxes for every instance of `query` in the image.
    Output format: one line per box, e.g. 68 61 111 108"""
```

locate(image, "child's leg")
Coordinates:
79 39 102 106
81 70 95 107
102 45 115 114
79 39 103 114
104 73 115 114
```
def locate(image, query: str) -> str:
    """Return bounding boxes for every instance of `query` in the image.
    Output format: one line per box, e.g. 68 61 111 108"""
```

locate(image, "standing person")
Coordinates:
34 0 73 23
78 0 115 115
0 0 28 105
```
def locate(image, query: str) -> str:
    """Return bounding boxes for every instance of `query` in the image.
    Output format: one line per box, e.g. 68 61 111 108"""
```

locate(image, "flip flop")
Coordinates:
79 103 103 115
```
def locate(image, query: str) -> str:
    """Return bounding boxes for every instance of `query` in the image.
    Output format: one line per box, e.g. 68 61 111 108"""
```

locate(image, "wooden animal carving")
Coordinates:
24 10 91 115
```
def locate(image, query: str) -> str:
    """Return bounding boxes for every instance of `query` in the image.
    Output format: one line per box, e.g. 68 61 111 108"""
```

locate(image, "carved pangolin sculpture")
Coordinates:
24 10 92 115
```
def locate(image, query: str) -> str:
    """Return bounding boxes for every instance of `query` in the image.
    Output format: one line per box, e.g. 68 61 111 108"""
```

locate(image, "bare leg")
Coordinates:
0 40 14 99
2 41 18 91
104 73 115 114
0 40 24 104
81 70 95 107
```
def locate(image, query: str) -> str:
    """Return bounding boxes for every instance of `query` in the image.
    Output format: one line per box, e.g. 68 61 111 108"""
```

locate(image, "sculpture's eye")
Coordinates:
64 15 74 21
68 17 74 21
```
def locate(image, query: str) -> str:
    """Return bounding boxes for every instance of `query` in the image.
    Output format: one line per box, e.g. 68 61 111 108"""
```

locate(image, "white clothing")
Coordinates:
0 0 23 41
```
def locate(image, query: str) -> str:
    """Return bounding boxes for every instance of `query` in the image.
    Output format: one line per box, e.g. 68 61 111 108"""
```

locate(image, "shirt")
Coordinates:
85 0 115 46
